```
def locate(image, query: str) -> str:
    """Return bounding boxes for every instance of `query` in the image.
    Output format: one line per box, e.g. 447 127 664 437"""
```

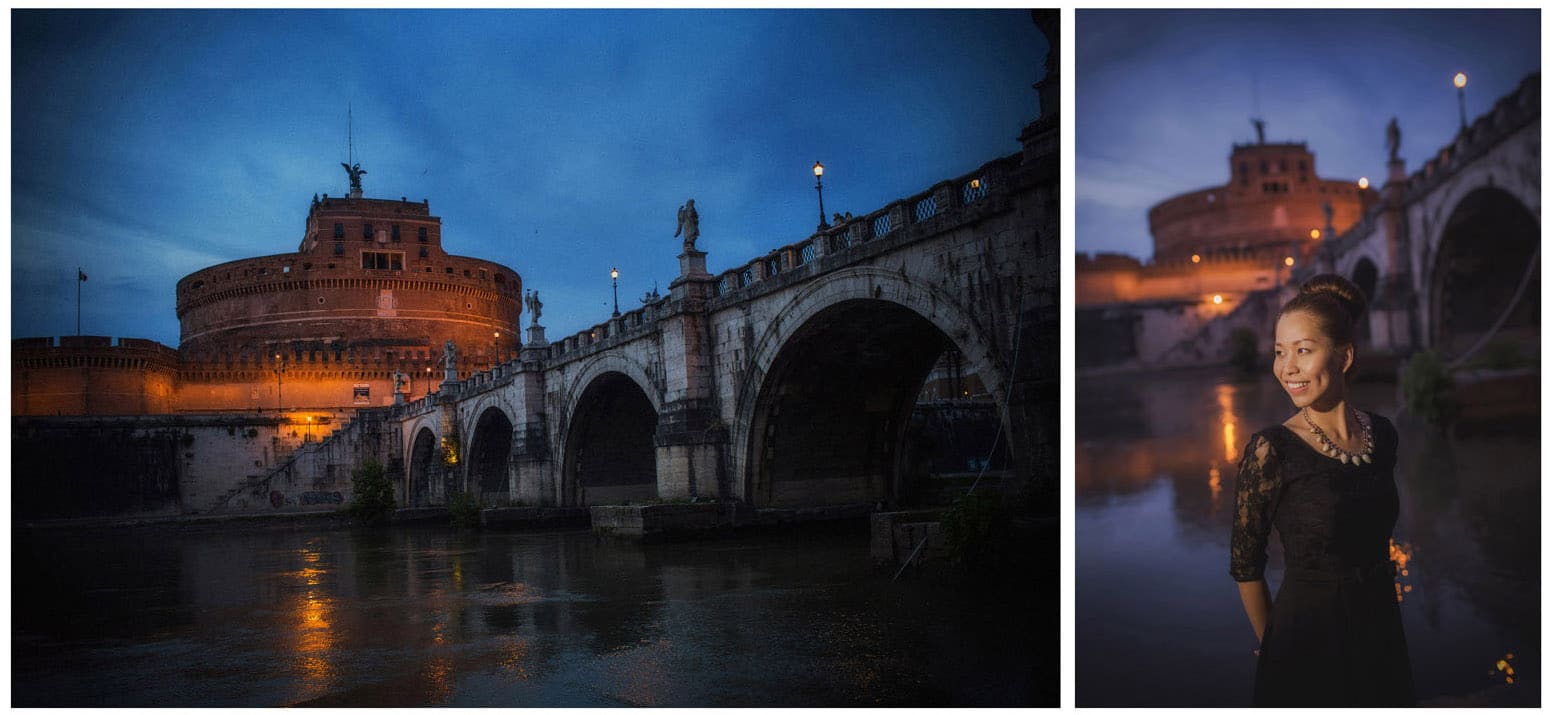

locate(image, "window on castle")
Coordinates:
418 227 428 242
419 246 429 258
334 223 344 238
333 242 345 256
362 251 403 270
364 223 374 241
392 225 401 242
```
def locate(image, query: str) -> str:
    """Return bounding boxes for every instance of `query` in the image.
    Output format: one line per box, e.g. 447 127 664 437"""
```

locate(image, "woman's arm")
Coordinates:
1237 579 1272 644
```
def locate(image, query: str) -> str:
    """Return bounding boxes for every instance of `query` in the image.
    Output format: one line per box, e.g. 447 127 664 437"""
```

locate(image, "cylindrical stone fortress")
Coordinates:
174 195 521 410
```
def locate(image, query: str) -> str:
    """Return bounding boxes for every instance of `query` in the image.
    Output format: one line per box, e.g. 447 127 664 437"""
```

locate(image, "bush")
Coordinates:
347 460 396 527
1228 328 1260 374
1401 350 1455 426
449 491 481 529
941 491 1008 572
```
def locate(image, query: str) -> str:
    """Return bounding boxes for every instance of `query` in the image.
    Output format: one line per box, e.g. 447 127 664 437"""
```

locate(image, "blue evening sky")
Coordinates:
1077 9 1540 261
11 9 1046 347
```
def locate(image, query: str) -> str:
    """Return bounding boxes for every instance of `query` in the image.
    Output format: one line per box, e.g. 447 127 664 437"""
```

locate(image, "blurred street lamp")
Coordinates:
610 267 620 317
1284 256 1295 267
1191 253 1201 263
1309 228 1321 240
272 353 287 412
1212 294 1224 305
813 161 829 231
1358 176 1370 190
1454 72 1468 133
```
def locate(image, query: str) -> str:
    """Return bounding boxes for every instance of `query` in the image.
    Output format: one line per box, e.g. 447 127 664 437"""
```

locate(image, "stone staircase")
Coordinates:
1154 285 1286 369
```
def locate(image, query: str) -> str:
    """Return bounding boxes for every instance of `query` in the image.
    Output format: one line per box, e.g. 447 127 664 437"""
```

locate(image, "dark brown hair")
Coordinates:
1278 273 1368 352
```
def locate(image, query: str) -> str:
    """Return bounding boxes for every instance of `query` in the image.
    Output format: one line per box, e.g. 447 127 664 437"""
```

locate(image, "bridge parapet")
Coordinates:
545 297 669 367
1406 73 1539 203
707 153 1022 305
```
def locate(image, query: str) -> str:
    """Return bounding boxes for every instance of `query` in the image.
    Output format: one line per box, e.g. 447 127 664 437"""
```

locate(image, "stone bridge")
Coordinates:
381 120 1056 514
1157 73 1540 369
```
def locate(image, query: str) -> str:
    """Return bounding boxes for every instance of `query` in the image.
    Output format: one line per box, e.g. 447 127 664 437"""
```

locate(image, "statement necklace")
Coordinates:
1302 407 1374 465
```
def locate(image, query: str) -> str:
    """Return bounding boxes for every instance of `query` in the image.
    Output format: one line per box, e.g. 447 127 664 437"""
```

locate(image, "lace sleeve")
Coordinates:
1230 432 1280 582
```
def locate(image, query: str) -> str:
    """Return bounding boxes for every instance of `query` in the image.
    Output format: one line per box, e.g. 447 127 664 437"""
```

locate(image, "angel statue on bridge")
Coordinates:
674 199 700 252
525 289 543 327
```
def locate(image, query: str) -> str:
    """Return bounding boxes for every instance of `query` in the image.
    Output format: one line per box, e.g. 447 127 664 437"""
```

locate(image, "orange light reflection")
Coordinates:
1215 383 1239 463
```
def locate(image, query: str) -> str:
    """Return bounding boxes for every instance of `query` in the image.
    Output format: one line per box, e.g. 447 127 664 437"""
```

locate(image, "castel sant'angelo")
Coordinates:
1076 123 1377 308
12 167 523 416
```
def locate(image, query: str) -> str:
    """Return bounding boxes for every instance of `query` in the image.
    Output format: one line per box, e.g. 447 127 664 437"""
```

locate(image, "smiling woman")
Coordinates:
1231 274 1415 706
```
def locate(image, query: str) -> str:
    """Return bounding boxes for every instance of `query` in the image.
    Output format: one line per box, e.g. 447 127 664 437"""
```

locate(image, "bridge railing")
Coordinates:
543 295 671 362
709 154 1020 299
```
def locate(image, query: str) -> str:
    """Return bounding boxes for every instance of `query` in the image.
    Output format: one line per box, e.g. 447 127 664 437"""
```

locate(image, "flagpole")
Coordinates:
76 266 82 335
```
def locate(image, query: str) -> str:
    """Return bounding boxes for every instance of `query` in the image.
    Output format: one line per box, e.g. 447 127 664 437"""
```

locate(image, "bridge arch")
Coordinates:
732 267 1009 507
407 426 439 507
1425 185 1540 357
466 405 515 501
559 370 660 506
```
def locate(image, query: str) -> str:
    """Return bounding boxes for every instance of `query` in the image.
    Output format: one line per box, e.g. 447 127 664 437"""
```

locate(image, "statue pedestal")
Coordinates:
526 325 547 346
678 250 710 279
1386 159 1406 185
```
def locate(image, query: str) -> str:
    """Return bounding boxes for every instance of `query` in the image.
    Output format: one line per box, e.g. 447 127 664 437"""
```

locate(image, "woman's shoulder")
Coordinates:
1361 409 1396 433
1242 423 1292 457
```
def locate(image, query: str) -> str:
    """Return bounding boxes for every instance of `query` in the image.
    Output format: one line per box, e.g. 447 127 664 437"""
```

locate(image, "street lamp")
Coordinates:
493 331 501 366
272 353 287 412
1358 176 1370 190
610 267 620 317
306 415 314 443
1309 228 1321 240
813 161 829 231
1454 72 1468 133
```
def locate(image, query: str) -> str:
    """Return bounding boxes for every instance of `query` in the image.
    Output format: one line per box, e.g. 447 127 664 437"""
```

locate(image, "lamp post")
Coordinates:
610 267 620 317
272 353 287 412
813 161 829 231
493 331 501 366
306 415 314 443
1454 72 1468 133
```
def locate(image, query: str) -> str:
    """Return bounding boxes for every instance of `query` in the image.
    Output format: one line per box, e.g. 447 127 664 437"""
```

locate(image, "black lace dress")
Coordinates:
1230 411 1415 707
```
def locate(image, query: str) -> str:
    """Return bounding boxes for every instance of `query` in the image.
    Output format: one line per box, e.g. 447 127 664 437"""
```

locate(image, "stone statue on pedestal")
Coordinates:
525 289 543 326
674 199 700 252
442 340 457 372
1385 118 1402 163
392 370 407 393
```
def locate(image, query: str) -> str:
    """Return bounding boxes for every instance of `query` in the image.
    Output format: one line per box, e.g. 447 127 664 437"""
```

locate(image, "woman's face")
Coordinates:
1273 310 1352 410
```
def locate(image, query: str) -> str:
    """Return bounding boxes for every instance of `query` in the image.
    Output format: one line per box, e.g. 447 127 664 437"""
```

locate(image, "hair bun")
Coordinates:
1299 273 1367 322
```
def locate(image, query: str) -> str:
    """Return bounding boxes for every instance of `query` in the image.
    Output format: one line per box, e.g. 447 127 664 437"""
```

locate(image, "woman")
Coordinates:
1230 274 1415 706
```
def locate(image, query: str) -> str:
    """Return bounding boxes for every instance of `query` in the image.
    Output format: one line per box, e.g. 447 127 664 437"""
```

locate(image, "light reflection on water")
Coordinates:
1077 368 1539 707
13 526 1048 706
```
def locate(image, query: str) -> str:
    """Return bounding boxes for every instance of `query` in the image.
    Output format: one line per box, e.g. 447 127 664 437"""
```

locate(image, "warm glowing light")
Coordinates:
813 161 824 178
1215 384 1239 463
1207 464 1223 501
1212 294 1223 305
1309 228 1321 240
610 267 619 280
1284 256 1295 267
1454 72 1468 89
1358 177 1370 190
1191 253 1201 263
970 178 981 190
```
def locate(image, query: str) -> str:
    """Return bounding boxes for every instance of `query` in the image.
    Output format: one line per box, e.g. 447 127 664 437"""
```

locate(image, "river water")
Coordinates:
1076 368 1540 706
13 523 1052 706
